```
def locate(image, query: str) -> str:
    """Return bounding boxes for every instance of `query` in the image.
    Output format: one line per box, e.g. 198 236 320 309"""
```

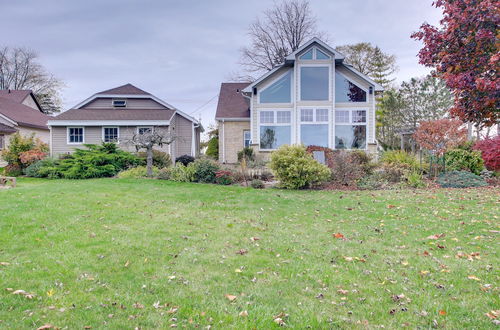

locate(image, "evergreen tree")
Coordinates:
368 46 397 88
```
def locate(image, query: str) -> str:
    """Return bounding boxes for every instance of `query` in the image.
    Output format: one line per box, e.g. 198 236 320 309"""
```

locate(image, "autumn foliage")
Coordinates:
413 119 467 154
411 0 499 128
473 136 500 171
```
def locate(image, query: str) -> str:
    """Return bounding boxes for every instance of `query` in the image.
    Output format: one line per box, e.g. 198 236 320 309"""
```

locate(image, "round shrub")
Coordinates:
169 163 196 182
4 164 22 177
24 158 57 178
250 179 265 189
437 170 487 188
215 170 233 185
205 136 219 159
380 150 418 169
117 166 159 179
237 147 255 162
269 145 330 189
137 150 171 168
192 158 220 183
473 136 500 171
444 149 484 175
175 155 195 166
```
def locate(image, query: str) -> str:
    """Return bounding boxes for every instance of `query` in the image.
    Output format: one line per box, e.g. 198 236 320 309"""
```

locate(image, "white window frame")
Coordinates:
299 46 331 60
257 109 292 151
258 70 294 104
298 64 332 102
102 126 120 143
334 108 368 150
243 130 251 148
334 72 369 104
67 127 85 145
298 107 331 148
112 99 127 107
137 126 153 135
0 134 4 150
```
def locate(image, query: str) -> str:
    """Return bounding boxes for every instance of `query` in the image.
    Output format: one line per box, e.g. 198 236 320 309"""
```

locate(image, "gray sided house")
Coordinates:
215 38 384 163
48 84 201 159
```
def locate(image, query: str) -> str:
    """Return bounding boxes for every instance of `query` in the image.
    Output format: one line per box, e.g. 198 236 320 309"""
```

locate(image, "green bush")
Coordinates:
169 163 196 182
406 171 425 188
205 136 219 159
269 145 330 189
157 168 171 180
1 132 48 172
349 150 375 174
117 166 159 178
137 150 171 168
437 170 487 188
192 158 220 183
357 172 390 190
381 150 418 170
250 179 265 189
24 158 58 178
237 147 255 163
444 149 484 175
4 164 22 177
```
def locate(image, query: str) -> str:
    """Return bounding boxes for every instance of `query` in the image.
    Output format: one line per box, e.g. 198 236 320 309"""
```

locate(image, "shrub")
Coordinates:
250 179 265 189
4 164 22 177
474 136 500 171
19 149 47 167
175 155 195 166
117 166 159 178
444 149 484 175
357 172 390 190
1 132 48 170
237 147 255 163
269 145 330 189
205 136 219 159
157 168 171 180
24 158 57 178
169 163 196 182
215 170 234 185
330 151 365 186
380 150 419 169
137 150 171 168
380 163 410 183
437 170 488 188
55 143 141 179
349 150 375 174
406 171 425 188
192 158 220 183
413 118 467 154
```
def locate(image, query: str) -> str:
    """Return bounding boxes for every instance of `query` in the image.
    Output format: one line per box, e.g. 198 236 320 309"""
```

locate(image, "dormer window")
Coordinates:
299 47 331 60
112 99 127 107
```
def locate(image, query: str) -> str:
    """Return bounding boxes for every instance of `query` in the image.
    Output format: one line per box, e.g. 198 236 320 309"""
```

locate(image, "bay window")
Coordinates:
335 72 367 102
300 108 329 148
335 109 367 149
300 66 329 101
259 110 291 150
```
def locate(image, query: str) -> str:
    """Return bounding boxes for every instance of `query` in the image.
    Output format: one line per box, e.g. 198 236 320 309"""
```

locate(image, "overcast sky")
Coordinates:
1 0 441 134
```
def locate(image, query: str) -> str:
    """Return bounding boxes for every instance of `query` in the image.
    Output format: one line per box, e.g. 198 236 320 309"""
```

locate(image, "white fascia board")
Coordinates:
0 113 18 126
242 65 285 93
47 120 170 126
285 38 345 61
342 65 384 91
215 117 250 122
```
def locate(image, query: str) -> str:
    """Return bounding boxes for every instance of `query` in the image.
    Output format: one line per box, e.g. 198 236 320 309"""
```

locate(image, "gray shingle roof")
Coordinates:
51 108 175 121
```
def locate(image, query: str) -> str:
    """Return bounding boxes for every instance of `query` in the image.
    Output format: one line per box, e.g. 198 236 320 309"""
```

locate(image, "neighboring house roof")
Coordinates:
0 89 43 111
96 83 151 95
243 37 384 93
215 82 251 120
0 123 17 134
50 109 175 121
0 96 49 130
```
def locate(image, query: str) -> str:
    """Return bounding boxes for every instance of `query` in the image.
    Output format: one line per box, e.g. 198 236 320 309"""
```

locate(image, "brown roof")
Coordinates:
215 82 251 119
0 90 32 103
96 83 150 95
0 96 49 129
0 123 17 134
51 108 175 121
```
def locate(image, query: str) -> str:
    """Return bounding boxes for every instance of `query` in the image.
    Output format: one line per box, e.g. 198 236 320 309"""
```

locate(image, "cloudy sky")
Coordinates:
1 0 441 134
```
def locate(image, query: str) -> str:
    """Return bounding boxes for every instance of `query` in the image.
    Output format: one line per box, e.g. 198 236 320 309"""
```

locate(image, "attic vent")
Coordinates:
112 99 126 107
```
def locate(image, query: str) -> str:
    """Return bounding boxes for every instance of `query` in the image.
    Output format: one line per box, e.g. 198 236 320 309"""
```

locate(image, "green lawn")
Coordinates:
0 179 498 328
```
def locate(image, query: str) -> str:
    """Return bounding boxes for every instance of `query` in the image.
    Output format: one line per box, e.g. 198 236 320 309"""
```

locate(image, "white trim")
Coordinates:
342 64 384 92
191 122 195 157
257 108 292 151
286 38 345 61
258 69 294 104
242 65 284 93
334 71 369 104
221 120 225 162
111 99 127 107
333 108 368 151
298 63 332 102
102 126 120 143
49 126 53 156
215 117 250 122
48 120 170 126
298 46 332 60
67 126 85 145
298 107 332 148
243 130 251 148
0 113 17 126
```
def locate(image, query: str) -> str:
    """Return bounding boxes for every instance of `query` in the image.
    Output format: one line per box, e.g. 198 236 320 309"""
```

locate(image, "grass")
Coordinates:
0 178 498 328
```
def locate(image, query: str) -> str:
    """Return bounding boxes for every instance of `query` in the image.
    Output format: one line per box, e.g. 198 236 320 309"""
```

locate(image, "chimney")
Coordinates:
8 89 11 93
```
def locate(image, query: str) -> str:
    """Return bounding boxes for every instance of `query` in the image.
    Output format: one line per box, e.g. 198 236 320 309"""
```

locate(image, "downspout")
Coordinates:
221 119 225 163
191 122 195 157
49 125 53 157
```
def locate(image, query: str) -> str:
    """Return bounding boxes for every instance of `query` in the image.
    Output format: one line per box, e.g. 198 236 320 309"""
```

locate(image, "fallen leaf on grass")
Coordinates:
124 260 130 267
467 275 480 281
133 302 144 309
234 269 242 273
0 262 10 266
485 310 499 319
250 237 260 242
337 289 348 295
12 289 35 299
167 307 178 314
37 325 56 330
273 312 288 326
239 310 248 317
225 294 237 302
439 310 447 316
427 234 445 239
46 289 54 297
387 204 396 209
236 249 248 255
333 233 344 239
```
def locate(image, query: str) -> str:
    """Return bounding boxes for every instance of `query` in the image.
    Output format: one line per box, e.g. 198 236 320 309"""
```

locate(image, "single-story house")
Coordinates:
215 38 384 163
0 90 50 157
47 84 201 159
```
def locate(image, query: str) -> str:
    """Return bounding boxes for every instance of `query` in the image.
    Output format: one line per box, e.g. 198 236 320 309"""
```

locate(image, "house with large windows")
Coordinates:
47 84 201 159
215 38 383 163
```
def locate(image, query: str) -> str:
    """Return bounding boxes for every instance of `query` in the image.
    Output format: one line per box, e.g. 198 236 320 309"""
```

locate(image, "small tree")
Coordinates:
413 119 467 155
125 127 176 177
205 127 219 159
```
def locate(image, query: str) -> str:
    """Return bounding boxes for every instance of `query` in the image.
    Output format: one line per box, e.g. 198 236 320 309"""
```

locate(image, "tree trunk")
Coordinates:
146 146 154 177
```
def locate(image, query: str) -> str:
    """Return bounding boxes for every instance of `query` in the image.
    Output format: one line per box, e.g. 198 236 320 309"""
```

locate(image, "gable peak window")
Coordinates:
259 70 292 103
299 47 331 60
335 72 367 102
112 99 127 107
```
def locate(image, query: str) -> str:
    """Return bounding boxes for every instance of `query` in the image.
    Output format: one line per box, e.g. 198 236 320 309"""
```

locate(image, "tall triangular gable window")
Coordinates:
335 72 367 102
260 70 292 103
299 47 331 60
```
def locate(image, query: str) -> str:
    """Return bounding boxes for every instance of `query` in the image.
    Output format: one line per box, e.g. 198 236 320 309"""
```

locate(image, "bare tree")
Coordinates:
240 0 324 75
124 126 177 177
0 47 63 114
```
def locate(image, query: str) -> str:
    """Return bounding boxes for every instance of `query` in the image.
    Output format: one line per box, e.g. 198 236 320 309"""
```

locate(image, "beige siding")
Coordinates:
82 98 166 109
171 114 193 159
218 120 250 163
17 126 50 144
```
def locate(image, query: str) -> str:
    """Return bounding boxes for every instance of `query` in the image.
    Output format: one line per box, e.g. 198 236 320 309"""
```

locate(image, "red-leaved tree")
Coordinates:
473 136 500 171
411 0 499 131
413 118 467 155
